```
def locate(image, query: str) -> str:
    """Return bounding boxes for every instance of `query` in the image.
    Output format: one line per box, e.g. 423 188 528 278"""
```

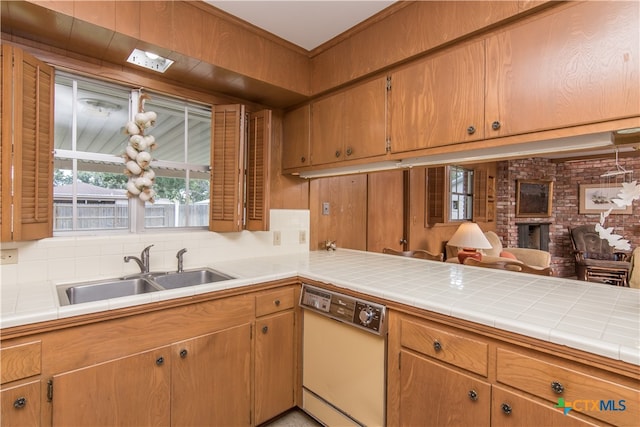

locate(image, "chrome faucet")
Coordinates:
176 248 187 273
124 244 154 273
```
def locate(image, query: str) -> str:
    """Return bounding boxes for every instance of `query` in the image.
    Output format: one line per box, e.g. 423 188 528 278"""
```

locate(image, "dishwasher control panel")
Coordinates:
300 284 386 335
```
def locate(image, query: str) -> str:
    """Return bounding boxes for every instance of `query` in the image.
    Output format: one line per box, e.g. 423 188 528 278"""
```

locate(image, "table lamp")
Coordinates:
448 222 493 264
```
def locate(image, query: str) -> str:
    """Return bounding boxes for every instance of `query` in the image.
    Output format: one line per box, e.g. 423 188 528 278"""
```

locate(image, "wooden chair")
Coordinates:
382 248 444 262
463 257 553 276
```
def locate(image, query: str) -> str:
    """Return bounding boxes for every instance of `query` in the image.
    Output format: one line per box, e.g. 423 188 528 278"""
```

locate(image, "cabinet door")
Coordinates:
344 77 387 161
492 386 598 427
399 350 490 427
485 1 640 138
52 347 170 426
389 40 485 153
255 311 295 425
1 380 40 427
311 92 345 165
171 324 252 426
282 104 310 170
1 45 54 241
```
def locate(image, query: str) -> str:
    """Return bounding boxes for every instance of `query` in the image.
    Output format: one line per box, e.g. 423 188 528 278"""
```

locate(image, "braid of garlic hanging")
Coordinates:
123 92 157 203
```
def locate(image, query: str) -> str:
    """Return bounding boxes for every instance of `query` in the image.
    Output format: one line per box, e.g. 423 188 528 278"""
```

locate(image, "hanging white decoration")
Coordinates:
595 180 639 251
123 92 157 203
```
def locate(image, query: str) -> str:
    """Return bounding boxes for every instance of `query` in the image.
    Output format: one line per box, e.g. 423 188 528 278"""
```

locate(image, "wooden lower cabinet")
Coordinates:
1 380 41 427
171 324 252 426
492 386 598 427
399 350 490 426
387 310 637 427
50 326 253 427
254 311 295 424
51 346 171 426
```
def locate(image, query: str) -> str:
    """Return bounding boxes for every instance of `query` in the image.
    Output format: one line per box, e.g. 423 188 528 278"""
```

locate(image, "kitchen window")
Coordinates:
53 73 211 233
449 165 474 221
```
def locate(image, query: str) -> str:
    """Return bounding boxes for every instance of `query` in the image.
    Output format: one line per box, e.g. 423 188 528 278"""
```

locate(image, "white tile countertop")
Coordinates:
2 249 639 365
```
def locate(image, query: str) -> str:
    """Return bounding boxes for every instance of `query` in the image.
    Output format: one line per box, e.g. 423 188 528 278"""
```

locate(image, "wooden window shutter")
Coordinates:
210 104 245 232
426 166 445 225
473 168 488 222
1 45 54 241
245 110 271 231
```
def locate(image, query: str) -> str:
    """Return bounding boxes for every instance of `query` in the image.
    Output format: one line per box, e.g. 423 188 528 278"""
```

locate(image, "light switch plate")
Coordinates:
0 249 18 265
322 202 330 215
299 230 306 244
273 231 281 246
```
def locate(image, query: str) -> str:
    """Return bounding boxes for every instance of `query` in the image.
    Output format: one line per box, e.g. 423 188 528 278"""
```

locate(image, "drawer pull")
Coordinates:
468 390 478 401
501 403 512 415
274 299 281 306
180 349 188 358
262 326 269 334
467 125 476 135
156 356 165 366
492 120 501 130
551 381 564 394
13 397 26 409
433 340 442 352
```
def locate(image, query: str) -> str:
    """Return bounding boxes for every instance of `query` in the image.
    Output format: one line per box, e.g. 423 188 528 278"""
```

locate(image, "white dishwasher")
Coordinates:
300 284 387 427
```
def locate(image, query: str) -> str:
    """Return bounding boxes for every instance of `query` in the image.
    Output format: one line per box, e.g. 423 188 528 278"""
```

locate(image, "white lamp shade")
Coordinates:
447 222 493 250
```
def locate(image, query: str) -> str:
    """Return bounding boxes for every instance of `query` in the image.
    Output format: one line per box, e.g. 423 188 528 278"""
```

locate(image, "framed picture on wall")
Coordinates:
579 183 633 214
516 180 553 217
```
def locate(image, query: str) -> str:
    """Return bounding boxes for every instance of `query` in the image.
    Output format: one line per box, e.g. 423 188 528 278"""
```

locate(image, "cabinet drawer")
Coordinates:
496 348 638 426
0 341 41 384
400 318 488 376
255 287 295 317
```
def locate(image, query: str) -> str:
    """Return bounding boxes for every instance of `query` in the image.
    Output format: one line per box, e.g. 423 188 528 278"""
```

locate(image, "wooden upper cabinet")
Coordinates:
1 45 54 242
311 77 387 166
485 1 640 138
389 40 485 153
210 104 245 232
282 104 310 171
246 110 271 231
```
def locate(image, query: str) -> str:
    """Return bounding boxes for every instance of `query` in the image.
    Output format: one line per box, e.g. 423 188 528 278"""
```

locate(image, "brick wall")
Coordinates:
496 155 639 278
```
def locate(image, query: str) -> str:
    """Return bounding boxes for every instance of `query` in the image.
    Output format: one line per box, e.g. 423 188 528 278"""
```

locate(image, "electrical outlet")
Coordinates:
0 249 18 265
273 231 281 246
299 230 307 244
322 202 330 215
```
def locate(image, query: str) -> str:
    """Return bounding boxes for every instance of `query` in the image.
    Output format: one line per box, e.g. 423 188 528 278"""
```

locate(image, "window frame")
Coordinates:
52 72 212 236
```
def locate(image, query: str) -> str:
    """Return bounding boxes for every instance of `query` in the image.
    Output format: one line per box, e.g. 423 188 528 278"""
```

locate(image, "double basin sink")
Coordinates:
57 268 234 306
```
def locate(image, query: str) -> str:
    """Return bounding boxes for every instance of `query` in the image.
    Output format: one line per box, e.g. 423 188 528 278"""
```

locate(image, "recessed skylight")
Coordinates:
126 49 174 73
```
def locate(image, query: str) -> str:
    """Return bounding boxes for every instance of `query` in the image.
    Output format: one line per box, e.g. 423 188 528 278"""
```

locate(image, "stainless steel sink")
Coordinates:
58 277 162 306
57 268 235 305
152 268 235 289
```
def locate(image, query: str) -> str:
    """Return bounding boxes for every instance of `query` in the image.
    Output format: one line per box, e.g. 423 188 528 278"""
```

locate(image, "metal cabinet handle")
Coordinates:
13 397 26 409
274 299 281 306
301 156 306 163
335 150 341 158
501 403 512 415
262 325 269 334
467 125 476 135
551 381 564 394
433 340 442 352
156 356 165 366
491 120 501 130
345 147 353 156
180 349 188 358
468 390 478 401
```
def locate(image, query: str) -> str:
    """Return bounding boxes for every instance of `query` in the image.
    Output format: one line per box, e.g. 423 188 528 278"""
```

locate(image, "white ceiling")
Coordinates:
205 1 396 50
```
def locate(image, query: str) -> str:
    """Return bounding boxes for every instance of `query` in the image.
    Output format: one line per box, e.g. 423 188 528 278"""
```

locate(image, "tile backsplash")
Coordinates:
0 209 309 287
